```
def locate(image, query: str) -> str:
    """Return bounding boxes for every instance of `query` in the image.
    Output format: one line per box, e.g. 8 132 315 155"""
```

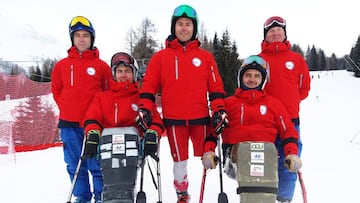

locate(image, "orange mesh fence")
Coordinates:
0 72 60 153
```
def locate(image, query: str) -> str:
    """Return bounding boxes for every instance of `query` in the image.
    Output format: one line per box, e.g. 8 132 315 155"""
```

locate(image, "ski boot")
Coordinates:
176 191 190 203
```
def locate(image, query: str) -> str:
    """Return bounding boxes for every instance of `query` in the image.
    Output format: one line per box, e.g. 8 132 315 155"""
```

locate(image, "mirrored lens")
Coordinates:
242 55 266 68
111 53 133 67
264 16 286 29
70 16 91 27
173 5 197 18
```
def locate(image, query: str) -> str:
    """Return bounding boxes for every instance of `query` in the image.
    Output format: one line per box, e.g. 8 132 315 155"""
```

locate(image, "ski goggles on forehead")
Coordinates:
173 5 197 18
70 16 91 27
111 53 134 67
242 55 267 68
264 16 286 29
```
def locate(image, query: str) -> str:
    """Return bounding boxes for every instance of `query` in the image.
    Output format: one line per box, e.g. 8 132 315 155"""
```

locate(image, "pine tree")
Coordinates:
12 96 58 147
212 30 241 97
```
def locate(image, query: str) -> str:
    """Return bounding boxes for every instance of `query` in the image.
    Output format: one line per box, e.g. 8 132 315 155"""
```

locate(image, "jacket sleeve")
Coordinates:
207 55 226 113
148 105 165 136
203 130 218 152
83 94 104 136
102 62 113 91
299 57 311 101
139 53 162 111
275 99 299 156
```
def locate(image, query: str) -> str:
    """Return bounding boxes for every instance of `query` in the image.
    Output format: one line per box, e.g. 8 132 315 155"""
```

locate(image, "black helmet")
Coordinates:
69 16 95 49
110 52 139 82
171 4 198 41
238 55 268 90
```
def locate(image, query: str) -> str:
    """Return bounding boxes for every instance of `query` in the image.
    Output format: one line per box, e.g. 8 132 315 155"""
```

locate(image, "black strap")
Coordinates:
163 116 210 126
237 186 278 194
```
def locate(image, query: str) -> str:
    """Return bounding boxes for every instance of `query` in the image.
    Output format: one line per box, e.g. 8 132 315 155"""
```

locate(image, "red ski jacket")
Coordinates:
51 46 112 126
83 80 164 136
221 88 299 156
259 40 311 120
139 37 226 126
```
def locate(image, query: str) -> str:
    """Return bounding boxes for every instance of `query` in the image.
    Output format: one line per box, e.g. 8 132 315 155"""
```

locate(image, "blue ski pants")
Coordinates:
276 124 302 201
61 127 103 202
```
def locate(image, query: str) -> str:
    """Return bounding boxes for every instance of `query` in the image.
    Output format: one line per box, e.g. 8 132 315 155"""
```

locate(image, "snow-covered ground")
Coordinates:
1 70 360 203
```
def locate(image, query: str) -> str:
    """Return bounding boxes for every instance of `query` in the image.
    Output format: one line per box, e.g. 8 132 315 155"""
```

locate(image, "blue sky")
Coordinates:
1 0 359 63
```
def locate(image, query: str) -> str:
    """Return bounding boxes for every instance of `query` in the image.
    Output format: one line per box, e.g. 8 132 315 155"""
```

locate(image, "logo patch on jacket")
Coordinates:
285 61 294 70
259 105 267 115
87 67 96 76
131 103 138 112
192 57 201 67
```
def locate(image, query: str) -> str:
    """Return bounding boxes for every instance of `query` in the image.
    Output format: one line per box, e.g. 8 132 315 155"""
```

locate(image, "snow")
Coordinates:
1 70 360 203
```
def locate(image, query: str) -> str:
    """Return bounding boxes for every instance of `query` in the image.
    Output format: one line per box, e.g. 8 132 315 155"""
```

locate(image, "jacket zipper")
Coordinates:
279 115 287 131
267 63 271 82
114 103 118 124
240 103 244 124
299 74 303 88
175 56 179 80
211 66 216 82
70 65 74 87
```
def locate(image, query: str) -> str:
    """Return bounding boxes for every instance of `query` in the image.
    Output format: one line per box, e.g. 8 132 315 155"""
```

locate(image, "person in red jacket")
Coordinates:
202 55 302 182
259 16 311 203
82 52 164 202
51 16 112 203
137 4 227 203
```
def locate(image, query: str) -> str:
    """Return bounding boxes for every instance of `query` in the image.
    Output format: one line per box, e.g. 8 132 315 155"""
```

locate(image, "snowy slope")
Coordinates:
1 70 360 203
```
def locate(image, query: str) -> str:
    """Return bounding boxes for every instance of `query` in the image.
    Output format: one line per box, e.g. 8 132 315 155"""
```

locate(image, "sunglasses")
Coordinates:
70 16 91 27
111 52 134 68
264 16 286 29
173 5 197 18
241 55 267 68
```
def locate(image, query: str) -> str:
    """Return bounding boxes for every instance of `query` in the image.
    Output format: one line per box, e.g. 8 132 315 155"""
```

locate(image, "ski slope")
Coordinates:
1 70 360 203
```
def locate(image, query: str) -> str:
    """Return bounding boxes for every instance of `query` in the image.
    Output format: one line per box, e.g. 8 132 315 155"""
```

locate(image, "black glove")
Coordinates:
212 110 229 135
84 130 100 158
222 143 233 165
136 108 152 132
143 129 158 158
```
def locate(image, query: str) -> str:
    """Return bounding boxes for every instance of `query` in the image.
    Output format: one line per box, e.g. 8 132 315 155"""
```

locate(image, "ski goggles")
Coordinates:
173 5 197 18
70 16 91 27
264 16 286 29
111 52 134 68
241 55 267 68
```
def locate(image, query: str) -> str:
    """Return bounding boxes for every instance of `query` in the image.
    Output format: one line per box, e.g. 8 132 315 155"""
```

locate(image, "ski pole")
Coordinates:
156 136 162 203
199 168 207 203
216 136 228 203
147 159 158 189
136 139 147 203
298 171 308 203
66 135 86 203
